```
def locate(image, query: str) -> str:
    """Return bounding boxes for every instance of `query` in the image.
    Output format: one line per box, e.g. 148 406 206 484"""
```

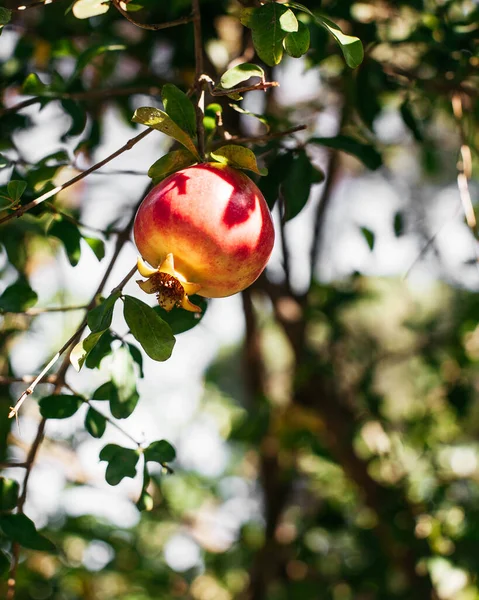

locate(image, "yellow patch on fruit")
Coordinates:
136 254 202 313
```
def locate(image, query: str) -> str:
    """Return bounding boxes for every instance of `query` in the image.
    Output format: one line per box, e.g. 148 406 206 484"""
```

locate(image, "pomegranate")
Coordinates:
133 162 275 312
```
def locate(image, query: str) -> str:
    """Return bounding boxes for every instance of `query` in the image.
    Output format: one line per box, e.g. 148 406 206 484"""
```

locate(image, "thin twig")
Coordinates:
0 129 152 227
1 305 88 316
192 0 206 160
111 0 194 31
209 81 279 96
212 124 307 149
0 85 161 119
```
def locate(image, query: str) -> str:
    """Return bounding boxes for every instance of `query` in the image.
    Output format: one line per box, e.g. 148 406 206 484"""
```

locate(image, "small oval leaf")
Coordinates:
210 145 267 176
132 107 200 161
144 440 176 464
219 63 265 90
87 292 120 333
85 407 107 438
39 394 84 419
162 84 197 139
123 295 175 362
72 0 110 19
284 21 310 58
148 149 197 184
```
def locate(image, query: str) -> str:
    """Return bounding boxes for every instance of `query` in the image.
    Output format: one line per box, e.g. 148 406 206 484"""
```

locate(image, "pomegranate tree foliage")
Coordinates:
0 0 478 598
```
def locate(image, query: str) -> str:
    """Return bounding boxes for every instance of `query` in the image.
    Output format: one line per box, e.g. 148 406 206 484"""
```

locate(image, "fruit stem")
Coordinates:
192 0 206 160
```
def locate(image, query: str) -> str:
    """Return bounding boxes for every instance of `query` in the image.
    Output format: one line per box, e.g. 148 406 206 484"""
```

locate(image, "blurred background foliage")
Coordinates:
1 0 479 599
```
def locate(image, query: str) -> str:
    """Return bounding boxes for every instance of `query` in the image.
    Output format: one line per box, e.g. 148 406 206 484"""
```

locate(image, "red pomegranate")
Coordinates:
133 163 275 312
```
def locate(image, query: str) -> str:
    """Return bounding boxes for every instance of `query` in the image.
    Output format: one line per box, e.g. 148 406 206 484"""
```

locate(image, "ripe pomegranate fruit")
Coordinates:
133 162 275 312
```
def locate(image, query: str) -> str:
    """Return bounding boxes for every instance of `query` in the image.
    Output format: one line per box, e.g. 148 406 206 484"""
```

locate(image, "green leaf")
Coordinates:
361 227 375 251
70 330 107 371
109 346 139 419
0 280 38 313
219 63 265 90
22 73 47 96
309 135 382 170
284 21 310 58
72 0 110 20
49 219 82 266
0 514 56 553
88 292 120 333
162 84 197 139
0 550 9 576
7 180 27 203
132 107 201 161
39 394 83 419
245 4 298 66
60 100 87 139
83 236 106 261
0 7 12 27
148 149 197 184
127 343 144 378
210 145 267 176
92 381 116 401
265 149 324 220
85 330 115 369
99 444 140 486
85 407 106 438
144 440 176 464
153 295 207 335
0 477 19 511
123 296 175 362
287 3 363 68
136 488 154 512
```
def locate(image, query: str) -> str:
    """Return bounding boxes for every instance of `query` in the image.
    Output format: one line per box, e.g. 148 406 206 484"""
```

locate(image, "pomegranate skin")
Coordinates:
133 163 275 298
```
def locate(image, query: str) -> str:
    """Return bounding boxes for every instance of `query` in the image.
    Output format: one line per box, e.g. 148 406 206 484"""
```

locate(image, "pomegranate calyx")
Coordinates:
136 255 202 313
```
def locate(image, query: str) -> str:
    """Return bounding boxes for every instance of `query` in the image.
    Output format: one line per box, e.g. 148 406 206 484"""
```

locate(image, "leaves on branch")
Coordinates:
162 84 197 139
148 149 197 184
310 135 382 170
243 3 298 66
123 296 175 362
132 107 201 161
99 444 140 486
88 292 120 333
0 514 57 553
39 394 84 419
287 2 363 68
219 63 265 90
210 145 267 176
71 330 108 371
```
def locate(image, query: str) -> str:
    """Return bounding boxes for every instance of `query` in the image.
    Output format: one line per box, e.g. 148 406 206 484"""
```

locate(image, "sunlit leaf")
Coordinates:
210 145 267 176
0 477 19 511
88 292 120 333
219 63 265 90
70 330 107 371
284 21 311 58
0 280 37 313
72 0 110 20
245 4 298 66
132 107 200 160
162 84 197 139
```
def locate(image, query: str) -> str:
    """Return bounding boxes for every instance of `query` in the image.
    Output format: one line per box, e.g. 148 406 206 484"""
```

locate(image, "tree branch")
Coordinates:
192 0 206 160
0 129 152 227
111 0 193 31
